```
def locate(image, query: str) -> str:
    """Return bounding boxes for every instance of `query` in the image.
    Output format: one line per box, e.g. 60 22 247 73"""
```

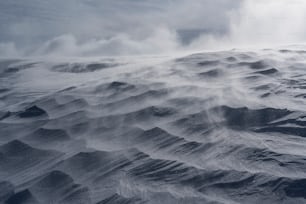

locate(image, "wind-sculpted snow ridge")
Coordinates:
1 48 306 203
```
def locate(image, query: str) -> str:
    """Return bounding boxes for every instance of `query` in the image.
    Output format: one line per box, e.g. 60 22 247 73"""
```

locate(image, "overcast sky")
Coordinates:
0 0 306 56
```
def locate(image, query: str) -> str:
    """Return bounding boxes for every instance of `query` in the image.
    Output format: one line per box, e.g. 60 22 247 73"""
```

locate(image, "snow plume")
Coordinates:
0 0 306 57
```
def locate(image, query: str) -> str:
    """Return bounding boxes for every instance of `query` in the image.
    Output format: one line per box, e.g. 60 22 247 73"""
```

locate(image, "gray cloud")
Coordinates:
0 0 305 57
